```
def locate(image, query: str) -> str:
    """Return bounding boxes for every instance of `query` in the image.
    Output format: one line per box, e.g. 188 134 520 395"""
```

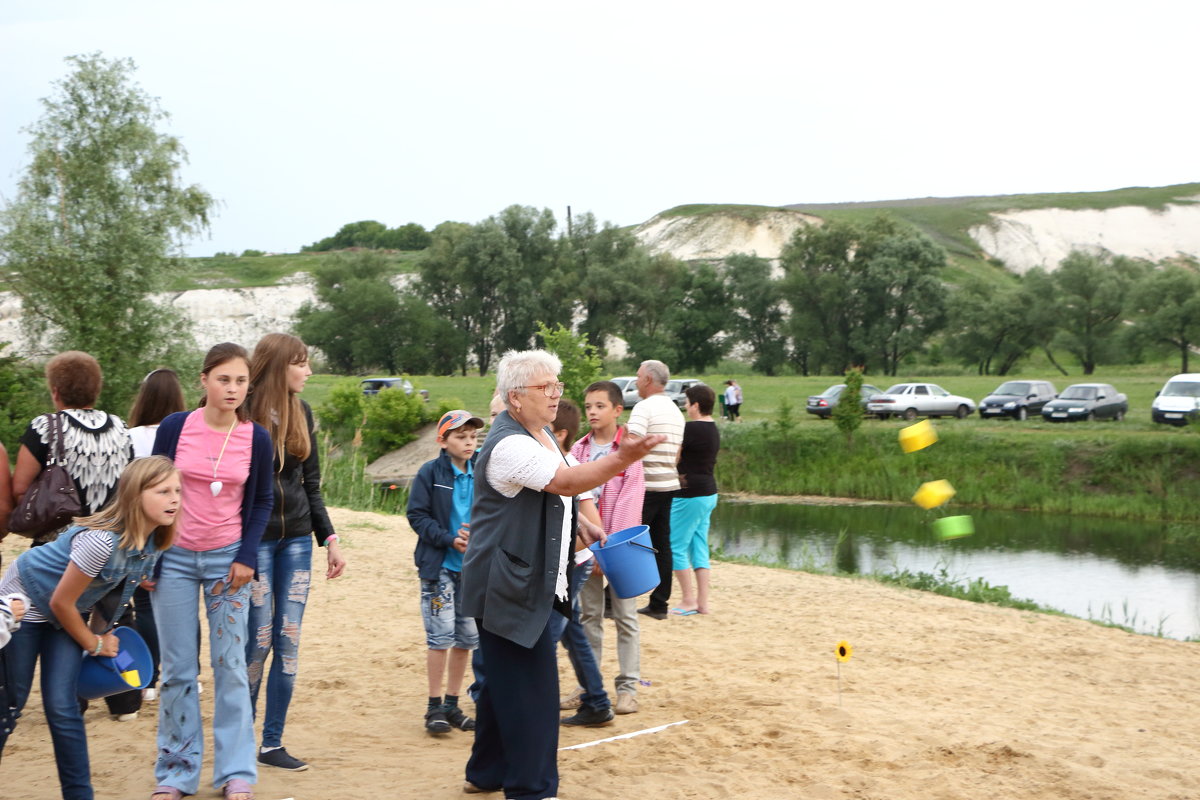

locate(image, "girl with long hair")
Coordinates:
245 333 345 772
150 343 274 800
108 368 188 716
0 456 180 798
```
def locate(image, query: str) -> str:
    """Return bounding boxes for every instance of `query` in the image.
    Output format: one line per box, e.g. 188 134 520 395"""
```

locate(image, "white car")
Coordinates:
866 383 976 420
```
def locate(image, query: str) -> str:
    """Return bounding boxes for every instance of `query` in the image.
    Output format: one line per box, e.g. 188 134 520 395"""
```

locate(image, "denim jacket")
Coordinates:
16 524 160 630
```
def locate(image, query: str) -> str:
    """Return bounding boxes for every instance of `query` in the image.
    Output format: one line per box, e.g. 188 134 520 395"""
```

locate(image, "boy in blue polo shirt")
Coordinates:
407 409 484 734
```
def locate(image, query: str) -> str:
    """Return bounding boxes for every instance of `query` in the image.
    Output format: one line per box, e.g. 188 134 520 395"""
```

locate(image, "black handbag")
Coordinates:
7 412 82 538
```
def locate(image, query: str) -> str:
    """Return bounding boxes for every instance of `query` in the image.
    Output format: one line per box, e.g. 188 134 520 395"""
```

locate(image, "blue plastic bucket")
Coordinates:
78 626 153 699
589 524 659 599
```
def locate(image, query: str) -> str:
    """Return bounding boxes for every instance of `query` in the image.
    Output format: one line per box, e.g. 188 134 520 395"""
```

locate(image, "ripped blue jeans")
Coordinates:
152 542 256 794
246 535 312 748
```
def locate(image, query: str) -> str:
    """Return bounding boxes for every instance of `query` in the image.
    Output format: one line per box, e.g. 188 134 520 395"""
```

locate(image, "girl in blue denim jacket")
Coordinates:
0 456 179 798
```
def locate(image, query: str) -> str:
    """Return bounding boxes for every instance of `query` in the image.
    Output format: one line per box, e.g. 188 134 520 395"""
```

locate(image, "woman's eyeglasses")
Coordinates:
523 382 566 397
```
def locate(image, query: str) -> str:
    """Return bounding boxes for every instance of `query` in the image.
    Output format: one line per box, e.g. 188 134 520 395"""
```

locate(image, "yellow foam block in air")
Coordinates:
912 479 956 510
120 669 141 687
898 420 937 453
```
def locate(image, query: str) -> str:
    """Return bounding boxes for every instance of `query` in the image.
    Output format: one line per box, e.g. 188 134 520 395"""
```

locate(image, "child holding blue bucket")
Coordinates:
0 456 180 798
569 380 645 716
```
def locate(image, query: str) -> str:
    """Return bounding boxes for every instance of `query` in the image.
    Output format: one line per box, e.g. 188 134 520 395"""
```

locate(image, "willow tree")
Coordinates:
0 53 213 408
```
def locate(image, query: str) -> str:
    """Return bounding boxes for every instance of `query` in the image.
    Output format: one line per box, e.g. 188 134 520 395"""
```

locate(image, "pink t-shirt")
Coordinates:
174 409 254 552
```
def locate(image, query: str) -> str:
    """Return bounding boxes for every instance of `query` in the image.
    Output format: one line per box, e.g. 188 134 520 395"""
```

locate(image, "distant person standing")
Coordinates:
723 380 742 422
628 360 685 621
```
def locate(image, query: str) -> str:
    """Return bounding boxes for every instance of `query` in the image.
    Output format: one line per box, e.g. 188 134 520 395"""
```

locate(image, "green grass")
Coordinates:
168 249 425 291
655 203 804 224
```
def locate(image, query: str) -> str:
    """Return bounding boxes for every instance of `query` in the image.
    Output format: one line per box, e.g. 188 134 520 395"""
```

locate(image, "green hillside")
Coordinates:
787 182 1200 285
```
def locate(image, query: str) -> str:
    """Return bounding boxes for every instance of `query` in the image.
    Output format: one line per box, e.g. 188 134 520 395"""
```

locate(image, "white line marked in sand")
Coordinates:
559 719 690 751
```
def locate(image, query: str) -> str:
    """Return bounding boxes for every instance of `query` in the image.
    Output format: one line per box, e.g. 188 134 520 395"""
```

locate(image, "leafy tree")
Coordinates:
666 262 731 372
1126 263 1200 373
306 220 388 251
725 253 786 375
1042 250 1145 374
852 219 947 375
0 53 213 409
0 343 49 446
377 222 432 251
779 216 948 376
555 213 649 358
622 254 688 366
832 367 865 445
535 322 602 407
944 279 1041 375
294 251 403 373
415 207 562 375
780 220 865 374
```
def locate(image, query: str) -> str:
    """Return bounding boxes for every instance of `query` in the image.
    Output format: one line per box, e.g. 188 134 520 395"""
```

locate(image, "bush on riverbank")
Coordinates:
716 419 1200 522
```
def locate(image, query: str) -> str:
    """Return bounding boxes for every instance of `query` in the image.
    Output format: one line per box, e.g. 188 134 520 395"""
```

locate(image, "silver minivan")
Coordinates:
1151 373 1200 425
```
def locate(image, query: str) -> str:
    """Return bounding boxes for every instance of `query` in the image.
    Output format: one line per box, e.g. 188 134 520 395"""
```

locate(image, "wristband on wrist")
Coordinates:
91 636 103 655
325 534 339 546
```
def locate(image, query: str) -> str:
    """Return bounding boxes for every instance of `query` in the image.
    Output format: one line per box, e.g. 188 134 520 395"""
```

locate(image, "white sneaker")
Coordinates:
142 687 157 702
115 712 138 721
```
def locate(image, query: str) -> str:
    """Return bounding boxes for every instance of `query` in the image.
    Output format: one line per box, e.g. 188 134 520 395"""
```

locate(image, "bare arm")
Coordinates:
49 562 119 657
0 442 12 536
543 433 665 497
12 444 41 502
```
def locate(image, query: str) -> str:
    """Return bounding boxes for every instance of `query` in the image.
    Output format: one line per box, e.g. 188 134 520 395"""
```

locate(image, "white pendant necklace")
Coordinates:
207 418 238 496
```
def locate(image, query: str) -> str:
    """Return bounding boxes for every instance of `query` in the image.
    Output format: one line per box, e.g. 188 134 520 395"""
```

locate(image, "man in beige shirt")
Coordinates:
626 360 685 619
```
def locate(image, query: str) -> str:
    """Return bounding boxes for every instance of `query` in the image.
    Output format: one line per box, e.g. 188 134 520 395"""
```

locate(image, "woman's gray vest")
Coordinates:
459 411 576 648
16 524 160 630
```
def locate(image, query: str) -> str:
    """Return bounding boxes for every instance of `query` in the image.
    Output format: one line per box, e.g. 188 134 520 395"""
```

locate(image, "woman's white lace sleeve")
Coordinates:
486 436 562 497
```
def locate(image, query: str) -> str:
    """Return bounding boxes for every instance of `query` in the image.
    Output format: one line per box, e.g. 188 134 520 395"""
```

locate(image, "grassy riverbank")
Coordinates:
716 419 1200 522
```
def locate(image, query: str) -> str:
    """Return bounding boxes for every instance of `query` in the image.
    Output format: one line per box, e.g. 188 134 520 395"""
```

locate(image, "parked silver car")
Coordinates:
665 378 703 409
806 383 884 419
866 383 976 420
610 376 641 408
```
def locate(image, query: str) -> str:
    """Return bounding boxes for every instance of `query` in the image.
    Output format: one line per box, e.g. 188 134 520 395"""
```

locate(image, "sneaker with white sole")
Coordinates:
142 687 157 703
614 692 638 715
258 746 309 771
115 712 138 721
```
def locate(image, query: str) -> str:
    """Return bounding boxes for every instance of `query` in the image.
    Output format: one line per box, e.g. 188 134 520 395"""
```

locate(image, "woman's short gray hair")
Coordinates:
639 359 670 387
496 349 563 406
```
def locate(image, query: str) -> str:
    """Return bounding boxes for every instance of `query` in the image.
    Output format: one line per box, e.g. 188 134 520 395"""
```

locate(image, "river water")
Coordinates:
709 501 1200 640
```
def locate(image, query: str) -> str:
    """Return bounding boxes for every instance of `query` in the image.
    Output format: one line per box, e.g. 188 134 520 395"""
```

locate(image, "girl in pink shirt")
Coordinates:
149 343 274 800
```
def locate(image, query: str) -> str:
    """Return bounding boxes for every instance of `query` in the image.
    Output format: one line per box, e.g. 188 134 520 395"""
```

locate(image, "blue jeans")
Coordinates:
548 564 609 711
420 567 479 650
2 621 93 799
152 543 256 794
246 536 312 747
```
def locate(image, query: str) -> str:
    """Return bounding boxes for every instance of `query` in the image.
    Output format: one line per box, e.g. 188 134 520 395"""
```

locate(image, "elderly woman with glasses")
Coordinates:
459 349 663 800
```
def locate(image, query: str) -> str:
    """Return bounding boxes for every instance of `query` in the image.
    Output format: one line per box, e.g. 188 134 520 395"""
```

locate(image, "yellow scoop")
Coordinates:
898 420 937 453
120 669 142 687
912 480 956 510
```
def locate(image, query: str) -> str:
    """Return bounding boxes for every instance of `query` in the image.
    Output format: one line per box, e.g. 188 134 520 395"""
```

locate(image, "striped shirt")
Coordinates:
626 393 685 492
0 528 115 623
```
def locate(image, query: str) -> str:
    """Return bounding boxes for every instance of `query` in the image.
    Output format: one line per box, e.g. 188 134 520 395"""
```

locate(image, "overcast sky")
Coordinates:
2 1 1197 257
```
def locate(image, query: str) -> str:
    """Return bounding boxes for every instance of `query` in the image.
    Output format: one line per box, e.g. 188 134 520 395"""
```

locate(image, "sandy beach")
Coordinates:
3 506 1198 800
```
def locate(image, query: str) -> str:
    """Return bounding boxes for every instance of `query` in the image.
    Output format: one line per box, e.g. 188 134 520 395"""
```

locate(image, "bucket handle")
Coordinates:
628 541 658 554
